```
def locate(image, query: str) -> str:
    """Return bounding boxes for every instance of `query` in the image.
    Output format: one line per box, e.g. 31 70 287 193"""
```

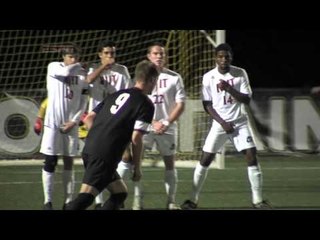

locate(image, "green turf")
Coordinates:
0 154 320 210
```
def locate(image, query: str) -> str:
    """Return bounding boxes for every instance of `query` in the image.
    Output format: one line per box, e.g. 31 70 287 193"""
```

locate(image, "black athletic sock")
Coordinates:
64 193 95 210
101 192 127 210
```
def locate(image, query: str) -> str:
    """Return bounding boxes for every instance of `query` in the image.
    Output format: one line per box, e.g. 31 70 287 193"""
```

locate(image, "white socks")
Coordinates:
164 169 178 203
42 169 54 204
62 170 75 204
117 161 132 180
247 165 263 204
191 162 209 204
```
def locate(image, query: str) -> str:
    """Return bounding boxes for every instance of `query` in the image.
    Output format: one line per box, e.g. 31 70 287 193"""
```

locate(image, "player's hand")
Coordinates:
34 117 43 135
152 120 166 134
217 80 231 92
221 121 235 134
102 57 115 69
60 121 76 134
79 112 88 126
132 167 142 182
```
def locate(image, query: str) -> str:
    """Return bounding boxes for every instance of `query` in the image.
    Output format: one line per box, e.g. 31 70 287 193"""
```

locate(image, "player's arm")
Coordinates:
61 88 89 133
83 100 105 130
203 101 234 134
86 58 114 84
217 80 250 104
154 101 185 134
131 130 144 182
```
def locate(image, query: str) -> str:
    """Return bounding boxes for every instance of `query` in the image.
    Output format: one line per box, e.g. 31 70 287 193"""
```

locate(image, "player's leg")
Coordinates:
65 153 102 210
156 134 180 209
131 134 154 210
182 122 226 209
40 126 60 210
62 156 75 209
42 154 58 210
103 173 128 210
233 122 271 208
61 131 79 209
116 145 133 180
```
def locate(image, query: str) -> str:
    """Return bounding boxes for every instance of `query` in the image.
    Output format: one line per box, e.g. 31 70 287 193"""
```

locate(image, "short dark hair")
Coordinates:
147 42 165 54
215 43 233 56
98 40 116 52
135 60 159 83
61 43 81 56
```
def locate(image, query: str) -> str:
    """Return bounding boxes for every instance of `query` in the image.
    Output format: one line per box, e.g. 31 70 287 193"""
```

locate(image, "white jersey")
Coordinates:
149 68 186 135
40 61 88 156
88 63 132 110
202 65 252 122
44 62 88 129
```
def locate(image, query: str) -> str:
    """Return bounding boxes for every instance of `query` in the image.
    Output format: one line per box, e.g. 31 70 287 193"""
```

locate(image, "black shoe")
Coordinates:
252 200 272 209
181 200 197 210
62 202 72 210
120 202 125 209
43 202 53 210
94 203 103 210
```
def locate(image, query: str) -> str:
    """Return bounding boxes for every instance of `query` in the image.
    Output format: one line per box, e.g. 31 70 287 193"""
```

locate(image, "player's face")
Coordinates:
63 54 79 65
99 47 116 61
147 46 166 69
215 50 232 73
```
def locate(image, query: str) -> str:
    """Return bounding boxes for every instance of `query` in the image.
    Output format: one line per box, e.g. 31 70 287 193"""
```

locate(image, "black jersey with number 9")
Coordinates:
83 87 154 164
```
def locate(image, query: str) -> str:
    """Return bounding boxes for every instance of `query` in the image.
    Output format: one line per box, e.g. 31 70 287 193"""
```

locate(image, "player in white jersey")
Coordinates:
40 44 88 210
117 42 186 210
86 40 133 209
181 43 271 209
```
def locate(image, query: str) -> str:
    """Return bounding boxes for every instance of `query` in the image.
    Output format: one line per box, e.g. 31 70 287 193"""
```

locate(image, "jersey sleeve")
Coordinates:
239 69 252 97
201 75 213 101
134 100 154 133
93 100 105 114
175 74 186 103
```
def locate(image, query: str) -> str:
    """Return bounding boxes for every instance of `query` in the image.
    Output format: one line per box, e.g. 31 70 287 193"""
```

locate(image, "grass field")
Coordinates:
1 153 320 210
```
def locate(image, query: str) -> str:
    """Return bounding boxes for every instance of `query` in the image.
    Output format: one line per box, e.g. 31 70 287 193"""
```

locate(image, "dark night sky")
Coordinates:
227 29 320 89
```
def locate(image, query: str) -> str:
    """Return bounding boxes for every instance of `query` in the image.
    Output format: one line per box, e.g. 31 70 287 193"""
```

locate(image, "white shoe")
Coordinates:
167 203 181 210
132 196 143 210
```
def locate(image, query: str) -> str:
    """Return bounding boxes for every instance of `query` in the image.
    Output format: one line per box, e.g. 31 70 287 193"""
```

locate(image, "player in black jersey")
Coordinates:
65 60 159 210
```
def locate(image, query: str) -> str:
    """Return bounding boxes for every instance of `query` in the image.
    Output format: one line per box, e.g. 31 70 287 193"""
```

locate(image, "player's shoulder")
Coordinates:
48 61 62 68
203 67 216 79
229 65 247 76
112 63 129 72
162 68 182 79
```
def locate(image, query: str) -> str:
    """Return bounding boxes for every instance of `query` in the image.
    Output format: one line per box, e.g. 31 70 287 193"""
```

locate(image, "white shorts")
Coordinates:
143 132 176 156
40 125 79 156
203 118 256 153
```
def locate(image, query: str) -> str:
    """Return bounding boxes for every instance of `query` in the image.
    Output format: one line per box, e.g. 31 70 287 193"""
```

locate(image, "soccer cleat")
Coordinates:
181 200 197 210
132 196 143 210
252 200 272 209
43 202 53 210
167 203 181 210
62 202 72 210
94 203 103 210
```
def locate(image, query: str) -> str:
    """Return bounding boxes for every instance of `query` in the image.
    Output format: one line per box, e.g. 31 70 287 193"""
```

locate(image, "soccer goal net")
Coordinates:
0 30 225 167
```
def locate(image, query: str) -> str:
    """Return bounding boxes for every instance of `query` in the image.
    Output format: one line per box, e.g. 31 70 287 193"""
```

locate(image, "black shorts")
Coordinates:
82 153 120 192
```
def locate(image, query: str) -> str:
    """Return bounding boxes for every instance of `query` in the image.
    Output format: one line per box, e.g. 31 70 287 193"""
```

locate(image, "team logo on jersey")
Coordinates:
247 136 253 143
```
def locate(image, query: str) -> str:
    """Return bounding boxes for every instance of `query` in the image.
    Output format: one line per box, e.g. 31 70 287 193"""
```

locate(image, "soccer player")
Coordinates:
117 42 186 210
86 40 133 209
39 44 89 210
181 43 272 209
65 60 158 210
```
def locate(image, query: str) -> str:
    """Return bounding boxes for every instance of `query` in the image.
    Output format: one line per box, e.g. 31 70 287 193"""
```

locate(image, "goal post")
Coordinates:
0 30 226 168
